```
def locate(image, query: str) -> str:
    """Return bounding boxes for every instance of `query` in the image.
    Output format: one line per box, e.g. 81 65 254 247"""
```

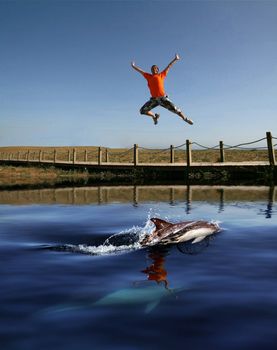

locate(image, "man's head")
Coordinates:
151 65 159 74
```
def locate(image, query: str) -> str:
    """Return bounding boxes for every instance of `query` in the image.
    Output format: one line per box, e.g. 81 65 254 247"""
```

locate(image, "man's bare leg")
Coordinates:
177 111 193 125
143 111 160 125
158 96 193 125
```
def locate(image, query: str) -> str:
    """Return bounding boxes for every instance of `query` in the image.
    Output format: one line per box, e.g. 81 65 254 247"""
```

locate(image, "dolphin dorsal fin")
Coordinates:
150 218 172 231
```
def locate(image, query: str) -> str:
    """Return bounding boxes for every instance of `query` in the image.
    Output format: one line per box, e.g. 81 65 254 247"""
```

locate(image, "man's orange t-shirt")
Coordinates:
143 70 167 98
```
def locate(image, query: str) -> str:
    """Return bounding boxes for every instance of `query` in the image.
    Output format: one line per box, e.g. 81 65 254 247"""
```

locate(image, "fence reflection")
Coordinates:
0 185 275 219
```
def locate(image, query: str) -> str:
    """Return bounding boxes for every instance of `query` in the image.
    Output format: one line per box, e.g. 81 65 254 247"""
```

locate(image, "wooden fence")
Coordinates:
0 131 276 167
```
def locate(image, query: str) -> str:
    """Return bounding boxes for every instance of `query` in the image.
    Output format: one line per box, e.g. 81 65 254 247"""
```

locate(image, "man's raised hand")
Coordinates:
131 62 145 75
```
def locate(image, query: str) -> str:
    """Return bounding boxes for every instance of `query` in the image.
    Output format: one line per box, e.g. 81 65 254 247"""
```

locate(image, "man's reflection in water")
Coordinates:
141 247 170 289
140 235 217 291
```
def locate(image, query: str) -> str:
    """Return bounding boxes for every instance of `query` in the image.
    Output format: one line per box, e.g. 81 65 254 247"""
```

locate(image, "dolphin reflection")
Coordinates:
42 231 221 317
41 247 172 316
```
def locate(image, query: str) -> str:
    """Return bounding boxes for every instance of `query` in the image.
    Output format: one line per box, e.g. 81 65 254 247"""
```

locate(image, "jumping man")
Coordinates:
131 54 193 125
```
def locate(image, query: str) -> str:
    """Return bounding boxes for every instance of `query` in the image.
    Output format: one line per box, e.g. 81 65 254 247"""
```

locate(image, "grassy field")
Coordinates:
0 164 93 188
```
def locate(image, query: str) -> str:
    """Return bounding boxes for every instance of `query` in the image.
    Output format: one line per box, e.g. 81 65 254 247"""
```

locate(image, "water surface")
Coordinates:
1 185 277 350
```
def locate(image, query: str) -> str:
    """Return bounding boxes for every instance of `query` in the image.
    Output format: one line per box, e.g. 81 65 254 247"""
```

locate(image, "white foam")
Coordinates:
74 242 142 256
60 218 155 256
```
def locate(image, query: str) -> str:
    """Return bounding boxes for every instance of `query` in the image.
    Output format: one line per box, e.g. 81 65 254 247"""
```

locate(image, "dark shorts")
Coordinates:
140 96 182 115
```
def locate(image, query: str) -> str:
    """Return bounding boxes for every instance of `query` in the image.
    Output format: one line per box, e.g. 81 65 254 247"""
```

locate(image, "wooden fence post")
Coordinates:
54 149 57 163
170 145 174 163
219 141 225 162
134 144 138 166
68 150 70 162
186 140 191 166
266 131 276 166
27 150 30 162
106 148 109 163
84 150 88 162
98 147 102 165
39 150 43 162
73 148 76 164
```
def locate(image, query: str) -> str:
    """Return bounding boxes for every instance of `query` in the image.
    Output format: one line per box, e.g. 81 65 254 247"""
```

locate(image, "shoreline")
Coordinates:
0 163 276 190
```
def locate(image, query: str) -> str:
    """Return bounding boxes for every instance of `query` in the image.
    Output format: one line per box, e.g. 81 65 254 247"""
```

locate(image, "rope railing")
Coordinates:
182 137 268 151
173 142 187 149
101 147 134 163
138 146 171 153
222 137 267 150
106 147 134 157
191 142 219 150
223 145 267 150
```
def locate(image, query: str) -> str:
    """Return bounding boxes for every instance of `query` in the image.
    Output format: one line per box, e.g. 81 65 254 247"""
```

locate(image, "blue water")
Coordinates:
1 186 277 350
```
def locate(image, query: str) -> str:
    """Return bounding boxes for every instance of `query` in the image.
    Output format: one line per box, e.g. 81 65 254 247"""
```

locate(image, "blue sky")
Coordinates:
0 0 276 148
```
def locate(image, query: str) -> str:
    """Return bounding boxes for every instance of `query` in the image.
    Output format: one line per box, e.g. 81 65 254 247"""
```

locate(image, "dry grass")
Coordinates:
0 165 90 187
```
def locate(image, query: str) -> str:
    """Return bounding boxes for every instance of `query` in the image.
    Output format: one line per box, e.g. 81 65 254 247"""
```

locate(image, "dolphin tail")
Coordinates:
145 300 160 313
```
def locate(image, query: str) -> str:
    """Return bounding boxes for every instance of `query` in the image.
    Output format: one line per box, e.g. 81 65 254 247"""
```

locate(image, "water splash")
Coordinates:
56 217 155 256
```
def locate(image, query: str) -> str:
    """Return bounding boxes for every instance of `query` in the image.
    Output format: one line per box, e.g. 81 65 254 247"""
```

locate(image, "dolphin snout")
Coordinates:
211 222 220 232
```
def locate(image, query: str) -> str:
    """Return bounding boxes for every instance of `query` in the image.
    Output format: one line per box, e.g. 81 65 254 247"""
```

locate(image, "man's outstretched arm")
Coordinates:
163 54 180 74
131 61 146 75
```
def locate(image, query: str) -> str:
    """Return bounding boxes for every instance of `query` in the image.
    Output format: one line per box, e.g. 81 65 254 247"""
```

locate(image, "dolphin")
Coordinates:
94 285 185 313
140 218 220 246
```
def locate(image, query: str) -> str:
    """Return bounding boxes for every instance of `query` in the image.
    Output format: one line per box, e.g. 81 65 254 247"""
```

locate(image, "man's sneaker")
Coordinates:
153 113 160 125
184 117 193 125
